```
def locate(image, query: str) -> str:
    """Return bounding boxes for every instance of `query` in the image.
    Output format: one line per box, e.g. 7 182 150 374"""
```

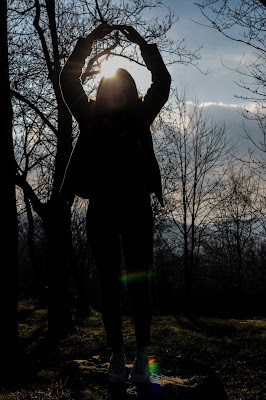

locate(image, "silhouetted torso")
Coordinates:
89 108 150 211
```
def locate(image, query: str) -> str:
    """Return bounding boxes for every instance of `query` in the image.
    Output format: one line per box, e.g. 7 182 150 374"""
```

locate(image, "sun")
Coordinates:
99 56 124 78
85 55 151 98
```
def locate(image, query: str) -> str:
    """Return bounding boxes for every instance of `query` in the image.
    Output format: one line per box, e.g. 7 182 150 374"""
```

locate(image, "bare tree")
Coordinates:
203 166 265 310
0 0 18 378
154 93 234 313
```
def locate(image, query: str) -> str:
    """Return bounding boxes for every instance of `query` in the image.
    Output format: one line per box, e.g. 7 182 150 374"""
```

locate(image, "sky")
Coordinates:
162 0 263 156
166 0 252 104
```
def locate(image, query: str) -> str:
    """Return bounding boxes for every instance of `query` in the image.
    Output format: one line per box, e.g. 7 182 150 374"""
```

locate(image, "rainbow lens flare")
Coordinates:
120 271 155 283
148 358 162 396
149 358 160 375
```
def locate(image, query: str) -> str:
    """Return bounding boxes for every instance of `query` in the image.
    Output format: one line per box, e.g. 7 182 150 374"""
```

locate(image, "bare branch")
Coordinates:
15 171 46 218
11 89 58 136
33 0 53 76
95 0 106 23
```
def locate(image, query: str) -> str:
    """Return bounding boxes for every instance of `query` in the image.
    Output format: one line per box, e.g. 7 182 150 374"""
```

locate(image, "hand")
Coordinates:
115 25 147 46
74 24 115 59
88 23 114 41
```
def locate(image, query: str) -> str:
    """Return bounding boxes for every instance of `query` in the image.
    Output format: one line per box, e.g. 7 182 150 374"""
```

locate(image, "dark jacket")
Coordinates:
59 40 171 207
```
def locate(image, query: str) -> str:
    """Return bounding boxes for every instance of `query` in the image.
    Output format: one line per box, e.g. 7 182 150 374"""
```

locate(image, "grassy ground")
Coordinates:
0 299 265 399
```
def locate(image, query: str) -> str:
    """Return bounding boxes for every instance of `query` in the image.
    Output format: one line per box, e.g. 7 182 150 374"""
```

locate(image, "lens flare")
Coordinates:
148 358 160 375
148 358 163 396
119 271 155 283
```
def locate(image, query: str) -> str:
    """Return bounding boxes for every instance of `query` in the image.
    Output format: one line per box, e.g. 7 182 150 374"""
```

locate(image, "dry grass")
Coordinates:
0 299 265 399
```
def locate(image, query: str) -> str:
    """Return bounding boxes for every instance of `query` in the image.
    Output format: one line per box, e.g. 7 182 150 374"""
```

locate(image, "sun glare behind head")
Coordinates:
100 57 121 78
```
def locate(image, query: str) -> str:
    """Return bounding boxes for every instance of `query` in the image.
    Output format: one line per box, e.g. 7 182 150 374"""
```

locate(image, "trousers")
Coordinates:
86 202 153 350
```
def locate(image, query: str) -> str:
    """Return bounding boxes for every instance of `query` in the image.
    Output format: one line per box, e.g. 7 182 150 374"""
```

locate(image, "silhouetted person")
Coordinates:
59 24 171 384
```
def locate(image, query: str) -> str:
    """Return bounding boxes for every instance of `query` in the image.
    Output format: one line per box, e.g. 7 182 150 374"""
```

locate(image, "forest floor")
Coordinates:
0 298 265 400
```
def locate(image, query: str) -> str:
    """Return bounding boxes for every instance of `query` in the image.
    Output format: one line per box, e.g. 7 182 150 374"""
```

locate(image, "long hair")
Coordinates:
95 68 140 114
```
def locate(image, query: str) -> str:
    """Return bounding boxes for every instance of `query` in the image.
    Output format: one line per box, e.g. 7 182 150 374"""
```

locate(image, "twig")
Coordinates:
95 0 105 23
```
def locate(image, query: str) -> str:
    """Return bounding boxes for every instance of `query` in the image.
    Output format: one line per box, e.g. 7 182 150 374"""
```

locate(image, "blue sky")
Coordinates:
166 0 251 104
157 0 262 156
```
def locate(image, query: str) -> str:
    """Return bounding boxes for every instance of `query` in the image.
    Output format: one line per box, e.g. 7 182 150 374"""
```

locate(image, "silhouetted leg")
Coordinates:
121 206 153 349
87 206 123 351
126 267 152 348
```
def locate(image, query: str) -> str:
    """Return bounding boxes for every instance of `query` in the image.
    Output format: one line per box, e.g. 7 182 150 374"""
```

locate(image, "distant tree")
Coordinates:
155 93 234 313
17 210 47 299
0 0 18 378
8 0 201 334
201 166 265 311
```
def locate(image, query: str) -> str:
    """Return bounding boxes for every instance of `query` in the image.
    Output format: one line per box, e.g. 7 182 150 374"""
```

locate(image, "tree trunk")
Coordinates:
0 0 19 378
24 193 43 295
183 229 193 315
45 102 74 336
31 0 75 335
43 198 73 337
17 172 74 336
184 259 193 316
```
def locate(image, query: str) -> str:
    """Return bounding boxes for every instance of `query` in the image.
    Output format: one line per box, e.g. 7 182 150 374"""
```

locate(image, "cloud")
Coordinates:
196 100 261 116
198 101 238 108
195 102 262 156
160 99 262 157
222 53 258 66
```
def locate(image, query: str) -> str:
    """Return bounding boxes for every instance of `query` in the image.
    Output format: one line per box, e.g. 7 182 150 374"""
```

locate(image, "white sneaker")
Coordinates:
129 352 150 383
107 352 126 383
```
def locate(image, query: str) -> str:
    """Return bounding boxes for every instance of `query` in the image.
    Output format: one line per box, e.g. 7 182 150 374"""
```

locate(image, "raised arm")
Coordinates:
60 24 114 123
140 43 171 125
118 25 171 125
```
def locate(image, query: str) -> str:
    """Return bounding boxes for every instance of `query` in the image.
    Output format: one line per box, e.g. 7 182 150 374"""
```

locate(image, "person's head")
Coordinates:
95 68 139 112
